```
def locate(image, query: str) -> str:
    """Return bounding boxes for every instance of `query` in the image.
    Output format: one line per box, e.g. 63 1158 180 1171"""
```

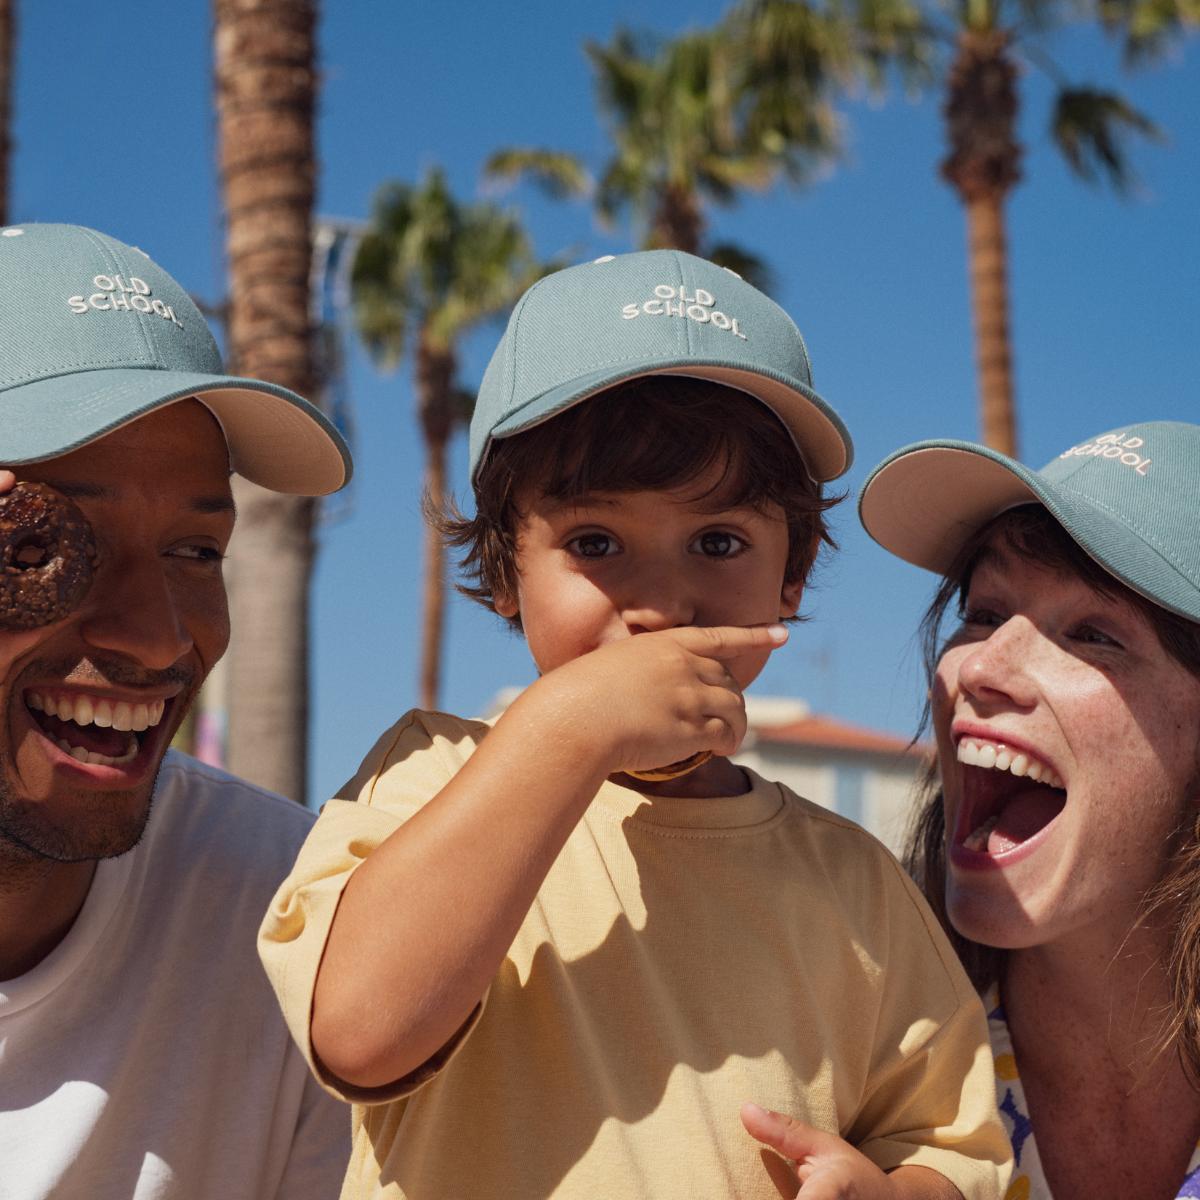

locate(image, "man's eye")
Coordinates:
569 533 616 558
692 531 745 558
170 545 225 564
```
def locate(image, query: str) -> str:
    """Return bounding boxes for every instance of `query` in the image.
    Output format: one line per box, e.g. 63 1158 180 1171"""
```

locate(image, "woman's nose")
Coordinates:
956 616 1039 709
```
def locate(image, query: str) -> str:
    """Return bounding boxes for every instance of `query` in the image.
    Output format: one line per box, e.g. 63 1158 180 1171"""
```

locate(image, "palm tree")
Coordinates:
487 26 843 286
734 0 1190 455
0 0 14 226
213 0 320 803
350 168 548 710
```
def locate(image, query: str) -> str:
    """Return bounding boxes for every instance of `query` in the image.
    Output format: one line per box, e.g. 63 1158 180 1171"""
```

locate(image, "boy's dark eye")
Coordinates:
692 531 744 557
570 533 616 558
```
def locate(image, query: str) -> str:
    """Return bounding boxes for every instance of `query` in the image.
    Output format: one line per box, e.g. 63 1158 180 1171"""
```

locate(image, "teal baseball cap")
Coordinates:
0 223 351 495
859 421 1200 623
469 249 853 485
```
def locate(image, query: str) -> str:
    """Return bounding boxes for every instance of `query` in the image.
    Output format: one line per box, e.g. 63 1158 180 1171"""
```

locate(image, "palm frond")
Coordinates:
484 148 592 200
1094 0 1200 62
1051 86 1163 191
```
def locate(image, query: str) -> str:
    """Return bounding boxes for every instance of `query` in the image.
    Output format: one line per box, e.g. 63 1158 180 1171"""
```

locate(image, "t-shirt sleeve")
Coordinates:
848 859 1012 1200
257 709 490 1104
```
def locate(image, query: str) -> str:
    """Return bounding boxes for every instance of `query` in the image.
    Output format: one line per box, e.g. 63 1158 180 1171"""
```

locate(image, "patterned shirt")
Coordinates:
986 985 1200 1199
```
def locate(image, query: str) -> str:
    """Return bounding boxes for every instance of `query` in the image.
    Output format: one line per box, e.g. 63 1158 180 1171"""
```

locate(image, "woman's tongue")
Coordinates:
985 788 1064 854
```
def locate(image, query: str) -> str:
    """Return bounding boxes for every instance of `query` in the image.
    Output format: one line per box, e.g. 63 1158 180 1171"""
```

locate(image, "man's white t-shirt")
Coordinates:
0 752 349 1199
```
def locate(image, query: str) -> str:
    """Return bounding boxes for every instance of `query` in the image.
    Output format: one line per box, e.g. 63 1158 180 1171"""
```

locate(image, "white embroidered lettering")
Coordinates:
130 295 151 313
88 294 111 311
130 277 150 295
67 296 88 315
93 275 115 291
110 292 131 311
619 284 748 338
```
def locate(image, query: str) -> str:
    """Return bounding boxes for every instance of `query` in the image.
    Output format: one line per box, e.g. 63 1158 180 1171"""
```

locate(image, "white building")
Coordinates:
733 697 929 856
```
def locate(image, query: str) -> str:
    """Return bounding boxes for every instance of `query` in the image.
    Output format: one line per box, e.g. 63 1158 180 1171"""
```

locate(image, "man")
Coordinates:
0 223 351 1198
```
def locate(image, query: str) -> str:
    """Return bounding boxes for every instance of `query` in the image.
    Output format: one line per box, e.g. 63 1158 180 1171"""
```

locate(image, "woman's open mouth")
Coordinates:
953 735 1066 859
24 690 169 769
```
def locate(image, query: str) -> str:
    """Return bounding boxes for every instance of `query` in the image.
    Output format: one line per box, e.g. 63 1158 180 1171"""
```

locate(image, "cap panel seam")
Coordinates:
1 358 168 387
77 227 157 361
1059 487 1196 582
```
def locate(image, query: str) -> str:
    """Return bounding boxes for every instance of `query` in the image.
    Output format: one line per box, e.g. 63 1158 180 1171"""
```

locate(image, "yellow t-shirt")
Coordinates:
260 709 1010 1199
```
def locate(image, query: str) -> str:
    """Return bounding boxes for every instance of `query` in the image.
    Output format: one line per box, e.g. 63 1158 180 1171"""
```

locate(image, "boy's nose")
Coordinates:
621 585 697 635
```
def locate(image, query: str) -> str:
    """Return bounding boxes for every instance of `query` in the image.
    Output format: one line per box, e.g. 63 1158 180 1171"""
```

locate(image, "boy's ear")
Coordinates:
779 577 804 619
494 589 519 620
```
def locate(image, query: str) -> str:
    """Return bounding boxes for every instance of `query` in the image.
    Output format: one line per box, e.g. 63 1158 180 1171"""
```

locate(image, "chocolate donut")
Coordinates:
627 750 713 782
0 482 98 630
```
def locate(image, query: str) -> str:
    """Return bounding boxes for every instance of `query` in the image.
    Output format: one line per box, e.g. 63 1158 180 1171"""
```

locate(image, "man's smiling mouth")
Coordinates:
955 736 1067 856
24 691 168 767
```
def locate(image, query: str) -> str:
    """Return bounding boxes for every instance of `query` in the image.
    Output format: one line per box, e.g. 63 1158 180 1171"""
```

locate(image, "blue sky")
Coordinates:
10 4 1198 805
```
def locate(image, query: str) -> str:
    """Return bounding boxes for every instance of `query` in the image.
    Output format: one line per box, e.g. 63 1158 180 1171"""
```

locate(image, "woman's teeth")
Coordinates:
963 814 1000 853
27 692 165 733
956 737 1064 790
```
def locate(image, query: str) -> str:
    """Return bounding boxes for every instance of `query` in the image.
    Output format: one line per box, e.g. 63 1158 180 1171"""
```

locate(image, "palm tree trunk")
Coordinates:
941 30 1021 458
0 0 14 226
416 338 455 711
420 441 447 711
214 0 319 803
649 184 703 254
964 194 1017 457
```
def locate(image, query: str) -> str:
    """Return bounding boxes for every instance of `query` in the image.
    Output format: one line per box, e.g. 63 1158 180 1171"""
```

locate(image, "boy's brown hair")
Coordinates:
436 376 841 628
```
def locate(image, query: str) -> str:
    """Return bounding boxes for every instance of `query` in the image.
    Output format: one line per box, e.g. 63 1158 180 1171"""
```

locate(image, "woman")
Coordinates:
852 420 1200 1198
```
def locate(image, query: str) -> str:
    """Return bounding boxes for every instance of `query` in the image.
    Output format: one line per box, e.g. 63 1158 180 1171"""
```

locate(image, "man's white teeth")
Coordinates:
27 692 166 733
53 734 139 767
957 738 1064 790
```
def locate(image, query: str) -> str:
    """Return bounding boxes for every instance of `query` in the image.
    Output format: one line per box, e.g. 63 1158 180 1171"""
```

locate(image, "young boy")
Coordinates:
259 251 1009 1199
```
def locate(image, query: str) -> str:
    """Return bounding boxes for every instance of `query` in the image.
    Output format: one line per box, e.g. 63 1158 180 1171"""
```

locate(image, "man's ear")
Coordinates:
494 590 519 620
780 577 804 620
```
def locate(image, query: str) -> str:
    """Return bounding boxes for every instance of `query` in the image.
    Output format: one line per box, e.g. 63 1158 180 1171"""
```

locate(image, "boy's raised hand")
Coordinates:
535 622 789 780
741 1104 963 1200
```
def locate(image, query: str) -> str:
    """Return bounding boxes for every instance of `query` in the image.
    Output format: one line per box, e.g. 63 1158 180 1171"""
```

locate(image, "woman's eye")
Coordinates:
569 533 616 558
692 531 745 558
961 606 1004 629
1072 623 1122 648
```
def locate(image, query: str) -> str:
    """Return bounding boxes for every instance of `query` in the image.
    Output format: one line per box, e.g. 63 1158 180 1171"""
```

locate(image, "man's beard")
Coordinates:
0 653 193 864
0 763 166 864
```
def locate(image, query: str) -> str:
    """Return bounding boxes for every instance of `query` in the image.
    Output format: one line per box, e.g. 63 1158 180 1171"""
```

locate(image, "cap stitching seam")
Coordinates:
1064 489 1196 580
1 358 170 387
77 228 158 361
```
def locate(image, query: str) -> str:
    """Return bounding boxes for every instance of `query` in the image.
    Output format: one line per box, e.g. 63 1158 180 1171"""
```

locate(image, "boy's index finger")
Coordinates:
685 622 789 659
